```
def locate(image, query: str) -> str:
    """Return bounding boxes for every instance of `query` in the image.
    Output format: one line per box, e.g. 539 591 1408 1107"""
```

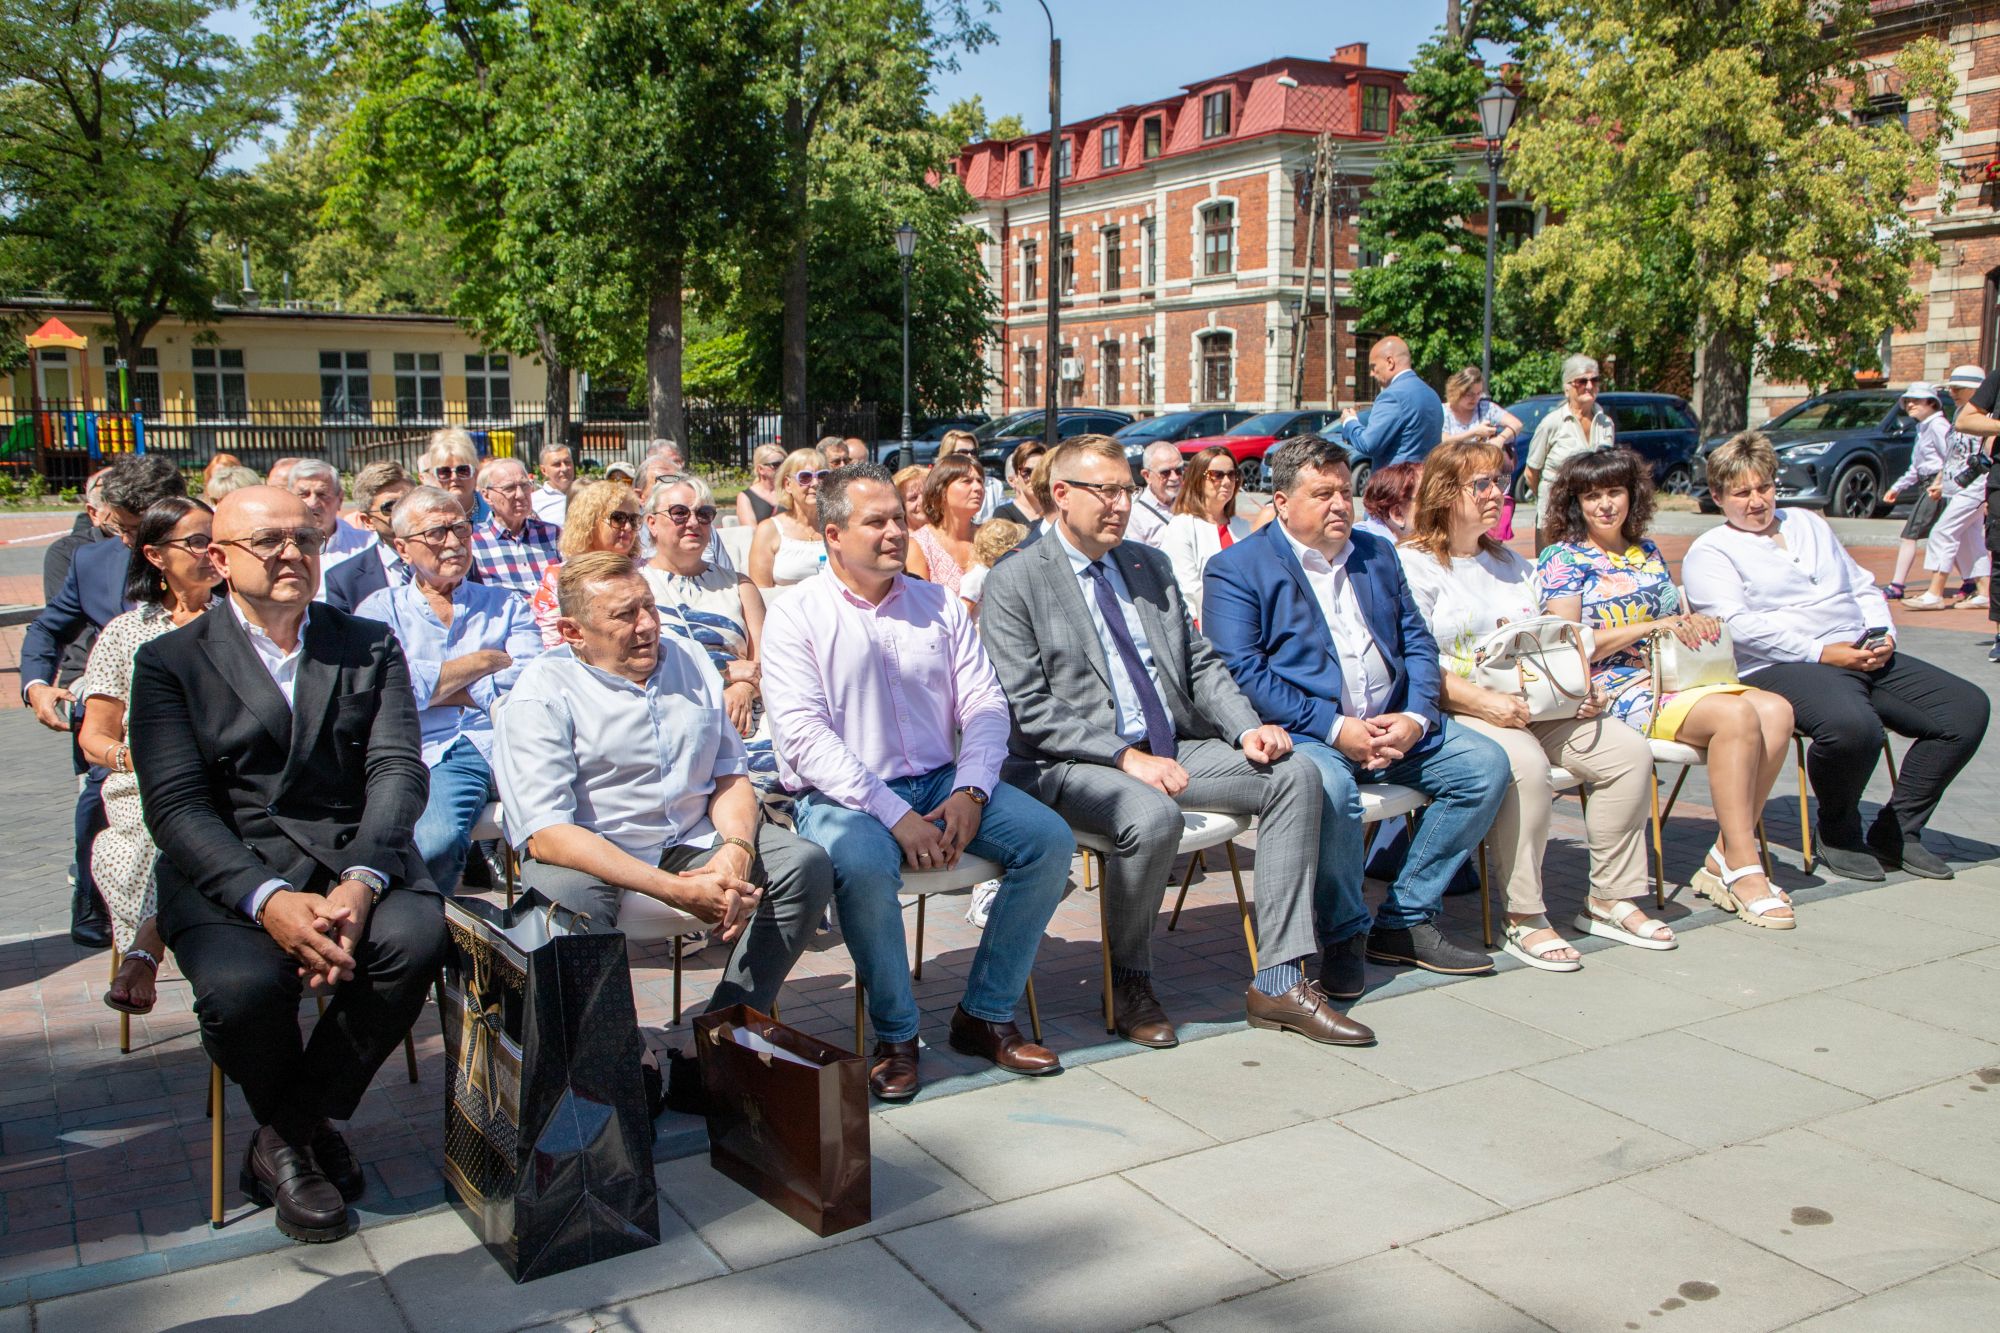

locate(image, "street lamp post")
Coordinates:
896 221 917 466
1036 0 1061 451
1476 81 1518 386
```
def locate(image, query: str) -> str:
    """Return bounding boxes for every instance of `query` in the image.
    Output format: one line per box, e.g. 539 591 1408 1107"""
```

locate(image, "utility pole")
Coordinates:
1037 1 1061 450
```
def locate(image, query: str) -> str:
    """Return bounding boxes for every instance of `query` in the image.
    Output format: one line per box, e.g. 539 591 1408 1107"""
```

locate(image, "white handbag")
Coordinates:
1472 616 1594 721
1645 622 1739 695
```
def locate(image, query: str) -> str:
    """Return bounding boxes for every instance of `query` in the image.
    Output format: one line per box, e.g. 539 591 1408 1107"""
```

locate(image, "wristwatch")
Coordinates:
344 867 389 905
952 786 990 807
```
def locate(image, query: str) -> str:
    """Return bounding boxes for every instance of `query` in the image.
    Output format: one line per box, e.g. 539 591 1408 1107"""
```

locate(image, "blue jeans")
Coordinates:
414 737 496 893
1297 719 1510 938
795 764 1074 1044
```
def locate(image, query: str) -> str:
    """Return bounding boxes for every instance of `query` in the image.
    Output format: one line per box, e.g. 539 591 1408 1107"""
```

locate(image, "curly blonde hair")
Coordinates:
559 480 640 557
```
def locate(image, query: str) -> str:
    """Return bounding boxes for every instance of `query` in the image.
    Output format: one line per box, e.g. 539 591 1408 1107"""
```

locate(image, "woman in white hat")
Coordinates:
1882 378 1956 598
1899 371 1991 610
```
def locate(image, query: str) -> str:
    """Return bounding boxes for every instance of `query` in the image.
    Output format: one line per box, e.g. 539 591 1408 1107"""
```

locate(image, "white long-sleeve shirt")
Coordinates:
1681 508 1891 676
1888 413 1951 496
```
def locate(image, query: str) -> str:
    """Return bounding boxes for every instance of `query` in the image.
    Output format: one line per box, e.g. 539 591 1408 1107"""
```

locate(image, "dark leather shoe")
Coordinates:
1366 921 1494 975
69 882 110 949
241 1125 352 1243
868 1039 920 1102
1245 979 1376 1046
68 916 110 949
947 1007 1061 1075
1319 935 1368 1001
1113 975 1178 1049
1817 832 1886 883
309 1121 364 1204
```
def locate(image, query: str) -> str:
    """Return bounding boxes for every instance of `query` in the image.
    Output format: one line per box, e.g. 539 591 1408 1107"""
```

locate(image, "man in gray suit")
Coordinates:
981 435 1373 1050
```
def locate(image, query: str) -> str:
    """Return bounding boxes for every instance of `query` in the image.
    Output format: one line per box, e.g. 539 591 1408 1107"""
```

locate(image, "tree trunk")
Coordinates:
535 320 570 454
1694 319 1752 437
647 264 687 444
781 90 810 435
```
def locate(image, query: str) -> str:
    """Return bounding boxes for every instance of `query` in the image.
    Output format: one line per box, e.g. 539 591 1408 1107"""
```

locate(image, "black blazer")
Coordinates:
129 600 434 941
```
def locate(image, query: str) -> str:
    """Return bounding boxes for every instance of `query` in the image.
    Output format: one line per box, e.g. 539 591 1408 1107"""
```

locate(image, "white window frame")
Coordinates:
319 350 371 423
1194 197 1239 279
393 351 444 424
1101 124 1121 169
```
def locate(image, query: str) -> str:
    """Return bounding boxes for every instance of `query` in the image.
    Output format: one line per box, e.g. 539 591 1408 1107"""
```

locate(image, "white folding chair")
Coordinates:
618 890 711 1026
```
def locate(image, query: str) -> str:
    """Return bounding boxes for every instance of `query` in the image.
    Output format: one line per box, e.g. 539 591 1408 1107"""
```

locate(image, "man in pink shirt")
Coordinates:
763 464 1074 1102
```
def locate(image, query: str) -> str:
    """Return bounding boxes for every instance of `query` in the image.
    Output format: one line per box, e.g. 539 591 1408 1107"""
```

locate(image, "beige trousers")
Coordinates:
1456 712 1653 915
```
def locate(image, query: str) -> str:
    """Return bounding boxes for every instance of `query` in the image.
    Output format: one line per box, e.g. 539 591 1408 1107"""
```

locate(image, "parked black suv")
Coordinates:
1505 391 1704 500
1694 389 1916 518
972 408 1134 476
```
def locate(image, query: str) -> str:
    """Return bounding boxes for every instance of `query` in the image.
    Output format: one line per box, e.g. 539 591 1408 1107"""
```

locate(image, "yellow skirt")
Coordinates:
1649 682 1754 741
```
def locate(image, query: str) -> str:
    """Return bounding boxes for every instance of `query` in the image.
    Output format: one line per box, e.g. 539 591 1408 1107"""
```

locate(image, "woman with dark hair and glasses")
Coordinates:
529 479 641 647
1523 353 1616 549
77 497 220 1013
1539 448 1798 930
1160 443 1250 627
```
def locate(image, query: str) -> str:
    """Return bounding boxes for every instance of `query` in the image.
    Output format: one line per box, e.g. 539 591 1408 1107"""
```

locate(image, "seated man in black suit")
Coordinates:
131 486 445 1245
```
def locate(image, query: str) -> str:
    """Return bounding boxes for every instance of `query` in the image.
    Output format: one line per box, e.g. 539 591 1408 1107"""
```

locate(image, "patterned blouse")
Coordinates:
639 563 783 801
1535 538 1680 729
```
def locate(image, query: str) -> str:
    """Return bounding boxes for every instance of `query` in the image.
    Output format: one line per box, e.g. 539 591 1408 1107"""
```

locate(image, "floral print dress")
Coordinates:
1535 539 1681 734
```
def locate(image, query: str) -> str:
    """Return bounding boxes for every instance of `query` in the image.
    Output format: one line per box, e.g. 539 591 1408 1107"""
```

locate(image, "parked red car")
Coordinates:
1180 410 1344 488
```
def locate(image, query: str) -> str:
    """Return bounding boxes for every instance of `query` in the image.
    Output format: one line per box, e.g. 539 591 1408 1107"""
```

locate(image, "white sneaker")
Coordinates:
1962 594 1989 609
1905 592 1950 610
966 879 1001 928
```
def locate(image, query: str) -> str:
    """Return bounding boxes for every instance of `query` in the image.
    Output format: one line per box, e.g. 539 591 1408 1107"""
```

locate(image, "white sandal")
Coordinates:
1502 915 1582 972
1690 848 1795 930
1572 899 1678 951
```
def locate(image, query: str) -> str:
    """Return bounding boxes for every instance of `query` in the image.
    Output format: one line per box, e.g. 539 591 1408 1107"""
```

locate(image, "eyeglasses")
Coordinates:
604 510 643 528
1465 475 1506 496
149 534 213 555
371 497 403 515
792 471 827 486
1149 463 1186 477
481 481 533 496
1209 469 1239 487
432 464 474 481
1569 376 1602 388
658 504 717 526
1059 478 1142 502
215 527 328 560
407 520 473 546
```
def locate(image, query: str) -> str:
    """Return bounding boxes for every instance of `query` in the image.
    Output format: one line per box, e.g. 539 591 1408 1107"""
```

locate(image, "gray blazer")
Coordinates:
979 530 1261 794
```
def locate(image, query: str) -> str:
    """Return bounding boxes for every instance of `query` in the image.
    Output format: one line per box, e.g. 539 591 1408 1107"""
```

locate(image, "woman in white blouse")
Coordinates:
1160 444 1251 628
1397 441 1661 968
1684 431 1988 883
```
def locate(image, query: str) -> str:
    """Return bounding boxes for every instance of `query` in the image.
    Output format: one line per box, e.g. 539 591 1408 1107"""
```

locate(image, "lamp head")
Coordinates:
1477 83 1518 145
895 222 917 260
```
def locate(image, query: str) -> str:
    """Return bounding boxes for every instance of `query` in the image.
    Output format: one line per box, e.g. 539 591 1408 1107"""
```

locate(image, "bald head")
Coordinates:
210 486 320 612
1367 336 1413 389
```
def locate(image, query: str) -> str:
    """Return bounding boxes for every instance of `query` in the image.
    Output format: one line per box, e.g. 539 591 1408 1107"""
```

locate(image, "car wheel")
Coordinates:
1347 458 1372 501
1659 464 1695 497
1828 462 1881 519
1237 457 1262 491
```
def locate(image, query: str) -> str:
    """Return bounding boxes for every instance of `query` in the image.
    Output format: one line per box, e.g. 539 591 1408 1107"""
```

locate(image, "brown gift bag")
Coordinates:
692 1005 871 1236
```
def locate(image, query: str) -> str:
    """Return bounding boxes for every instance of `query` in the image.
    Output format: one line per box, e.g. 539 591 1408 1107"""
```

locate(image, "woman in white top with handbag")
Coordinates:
1398 441 1659 968
1539 448 1797 929
1159 444 1252 629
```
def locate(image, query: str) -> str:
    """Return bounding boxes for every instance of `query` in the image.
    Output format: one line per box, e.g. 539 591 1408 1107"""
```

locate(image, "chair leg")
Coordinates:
1882 738 1900 788
1478 841 1493 950
1025 976 1043 1043
1223 841 1258 973
911 894 926 982
504 841 519 902
672 935 684 1026
1658 766 1692 826
1795 735 1815 873
1756 819 1772 878
403 1031 419 1084
209 1064 225 1229
1166 847 1203 932
1649 769 1667 909
1090 852 1115 1034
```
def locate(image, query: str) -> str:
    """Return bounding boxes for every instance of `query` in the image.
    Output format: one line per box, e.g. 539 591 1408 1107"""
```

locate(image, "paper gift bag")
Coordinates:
693 1005 871 1237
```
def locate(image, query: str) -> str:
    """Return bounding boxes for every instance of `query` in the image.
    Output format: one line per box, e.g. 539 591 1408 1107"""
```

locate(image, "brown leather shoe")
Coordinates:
1113 975 1178 1049
947 1007 1061 1075
1245 979 1376 1047
868 1038 920 1102
240 1124 353 1243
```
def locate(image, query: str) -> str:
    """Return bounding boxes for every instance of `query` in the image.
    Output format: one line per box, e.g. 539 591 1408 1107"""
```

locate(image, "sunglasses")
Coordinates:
432 464 474 481
793 470 827 485
1569 376 1602 388
1149 463 1186 477
604 510 644 528
658 504 717 526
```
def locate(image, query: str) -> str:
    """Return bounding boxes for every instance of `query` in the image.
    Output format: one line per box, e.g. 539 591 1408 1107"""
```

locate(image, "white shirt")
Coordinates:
1279 527 1428 739
1397 542 1541 678
1681 507 1891 675
494 641 746 865
1126 491 1176 547
1055 527 1164 749
531 483 569 526
1158 511 1252 625
319 518 375 571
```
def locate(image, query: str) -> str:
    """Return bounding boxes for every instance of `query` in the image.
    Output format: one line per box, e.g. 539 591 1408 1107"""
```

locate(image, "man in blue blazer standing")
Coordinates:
1205 437 1507 995
1339 336 1443 467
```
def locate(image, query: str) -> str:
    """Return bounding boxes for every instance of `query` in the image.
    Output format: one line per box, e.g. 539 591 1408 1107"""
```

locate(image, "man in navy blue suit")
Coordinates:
1204 437 1507 996
1339 336 1444 468
321 462 414 613
22 455 187 946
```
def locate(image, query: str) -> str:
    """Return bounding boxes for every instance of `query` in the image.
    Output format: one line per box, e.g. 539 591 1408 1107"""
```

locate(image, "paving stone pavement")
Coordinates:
0 598 1996 1325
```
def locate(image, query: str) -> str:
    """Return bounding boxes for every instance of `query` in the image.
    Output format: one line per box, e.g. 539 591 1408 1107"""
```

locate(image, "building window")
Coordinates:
1021 346 1038 402
1022 240 1039 300
466 353 511 421
1057 137 1072 179
1496 204 1537 252
1202 90 1231 138
1202 202 1235 276
1354 332 1382 399
1144 115 1163 158
393 351 443 423
1101 343 1122 406
1200 332 1233 402
1058 234 1075 294
100 346 160 415
1058 343 1079 407
1101 124 1121 169
1983 271 2000 372
319 351 371 422
1141 336 1157 405
1856 94 1908 131
1143 218 1158 285
1103 226 1122 292
1354 209 1383 269
1361 85 1392 134
191 347 247 421
1018 147 1036 188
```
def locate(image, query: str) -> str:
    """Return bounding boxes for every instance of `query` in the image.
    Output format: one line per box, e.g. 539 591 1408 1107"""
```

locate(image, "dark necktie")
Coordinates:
1083 560 1177 759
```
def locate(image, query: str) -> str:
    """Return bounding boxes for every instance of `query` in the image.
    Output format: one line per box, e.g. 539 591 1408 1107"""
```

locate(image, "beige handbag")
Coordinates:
1471 616 1594 721
1645 621 1739 695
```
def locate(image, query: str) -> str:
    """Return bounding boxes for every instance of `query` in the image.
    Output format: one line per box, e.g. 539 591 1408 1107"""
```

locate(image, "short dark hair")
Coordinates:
1268 437 1351 495
100 455 186 514
125 497 213 605
817 462 895 531
1546 447 1656 547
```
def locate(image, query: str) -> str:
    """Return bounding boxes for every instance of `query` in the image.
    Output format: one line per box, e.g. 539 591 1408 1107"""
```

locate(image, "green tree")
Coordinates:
1506 0 1960 434
0 0 282 365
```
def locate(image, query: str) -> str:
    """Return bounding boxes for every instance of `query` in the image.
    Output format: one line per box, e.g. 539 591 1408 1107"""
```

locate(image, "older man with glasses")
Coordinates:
469 457 563 596
359 486 543 892
1127 442 1187 547
1522 354 1617 550
287 461 374 572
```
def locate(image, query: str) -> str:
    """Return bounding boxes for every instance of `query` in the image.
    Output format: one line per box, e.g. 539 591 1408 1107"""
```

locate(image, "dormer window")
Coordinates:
1018 147 1036 188
1203 90 1231 138
1362 85 1391 133
1101 124 1121 169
